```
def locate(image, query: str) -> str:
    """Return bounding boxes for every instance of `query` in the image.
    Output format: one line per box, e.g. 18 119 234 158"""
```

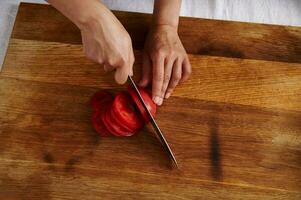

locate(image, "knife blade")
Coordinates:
128 76 178 168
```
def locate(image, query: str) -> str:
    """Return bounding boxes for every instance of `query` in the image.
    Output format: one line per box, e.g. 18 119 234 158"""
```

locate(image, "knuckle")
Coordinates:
168 50 176 58
150 52 158 60
153 45 162 52
119 57 127 66
173 74 181 82
153 75 164 82
108 56 125 67
186 67 192 75
164 74 171 81
107 59 115 66
131 55 135 64
153 88 161 95
97 57 104 64
151 50 164 60
121 33 131 43
125 34 132 43
85 51 93 60
166 89 173 94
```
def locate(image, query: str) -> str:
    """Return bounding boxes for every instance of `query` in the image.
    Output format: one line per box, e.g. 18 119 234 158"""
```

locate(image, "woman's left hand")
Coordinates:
139 24 191 106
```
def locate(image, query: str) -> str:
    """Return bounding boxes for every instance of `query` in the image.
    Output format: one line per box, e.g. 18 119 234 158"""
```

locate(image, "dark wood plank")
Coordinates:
2 39 301 111
10 2 301 63
0 77 300 199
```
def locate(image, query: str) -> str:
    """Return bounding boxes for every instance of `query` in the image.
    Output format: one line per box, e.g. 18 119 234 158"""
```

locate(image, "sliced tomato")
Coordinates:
110 108 135 132
92 111 111 136
102 103 133 136
101 104 121 136
107 108 135 137
127 86 157 123
111 92 143 131
91 90 113 111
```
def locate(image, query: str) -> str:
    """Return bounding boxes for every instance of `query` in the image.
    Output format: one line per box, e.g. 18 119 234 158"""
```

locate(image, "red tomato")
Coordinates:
101 104 121 136
91 90 113 111
92 111 111 137
107 108 135 137
102 103 134 136
127 86 156 123
110 108 135 132
111 92 143 131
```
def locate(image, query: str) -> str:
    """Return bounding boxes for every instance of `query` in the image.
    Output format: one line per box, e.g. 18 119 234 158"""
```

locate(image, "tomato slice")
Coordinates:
102 103 134 136
91 90 113 111
112 92 143 131
101 104 121 136
127 86 156 123
92 111 111 136
110 108 135 132
107 108 135 137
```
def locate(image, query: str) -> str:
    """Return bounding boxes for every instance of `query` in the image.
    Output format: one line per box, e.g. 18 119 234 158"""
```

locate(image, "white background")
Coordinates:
1 0 301 68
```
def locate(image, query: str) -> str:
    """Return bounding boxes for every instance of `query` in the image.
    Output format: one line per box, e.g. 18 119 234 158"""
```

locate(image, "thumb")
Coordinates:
138 54 151 87
114 62 129 85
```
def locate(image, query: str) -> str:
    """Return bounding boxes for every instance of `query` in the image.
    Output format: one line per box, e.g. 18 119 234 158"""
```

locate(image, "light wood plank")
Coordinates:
2 38 301 111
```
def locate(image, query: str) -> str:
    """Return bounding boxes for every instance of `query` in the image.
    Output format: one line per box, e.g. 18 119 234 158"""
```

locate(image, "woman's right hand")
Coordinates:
48 0 134 84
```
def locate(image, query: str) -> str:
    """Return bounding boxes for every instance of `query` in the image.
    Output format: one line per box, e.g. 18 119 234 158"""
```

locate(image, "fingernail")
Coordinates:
165 92 171 99
153 96 160 105
158 98 163 106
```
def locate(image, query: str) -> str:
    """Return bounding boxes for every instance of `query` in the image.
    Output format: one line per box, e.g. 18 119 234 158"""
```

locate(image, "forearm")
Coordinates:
153 0 182 28
47 0 108 30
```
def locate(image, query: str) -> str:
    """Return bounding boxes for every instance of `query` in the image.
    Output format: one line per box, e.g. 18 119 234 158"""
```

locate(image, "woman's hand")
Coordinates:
48 0 134 84
139 24 191 105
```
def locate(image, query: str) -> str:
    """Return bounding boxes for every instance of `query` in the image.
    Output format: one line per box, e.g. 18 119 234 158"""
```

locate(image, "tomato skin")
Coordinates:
110 108 135 132
112 92 143 131
92 111 111 136
127 86 157 123
91 87 157 137
102 103 134 136
91 93 113 136
107 108 135 137
91 90 113 111
101 104 122 136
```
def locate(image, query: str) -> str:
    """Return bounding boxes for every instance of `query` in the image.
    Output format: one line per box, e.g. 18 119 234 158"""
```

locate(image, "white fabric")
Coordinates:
0 0 301 69
102 0 301 26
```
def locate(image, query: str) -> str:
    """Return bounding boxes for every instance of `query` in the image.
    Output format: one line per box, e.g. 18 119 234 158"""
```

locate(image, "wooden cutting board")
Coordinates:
0 3 300 200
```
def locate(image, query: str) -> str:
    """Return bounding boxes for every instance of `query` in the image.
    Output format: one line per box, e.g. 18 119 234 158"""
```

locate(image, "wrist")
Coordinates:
48 0 107 31
152 16 179 31
152 0 181 31
152 23 178 31
73 2 108 31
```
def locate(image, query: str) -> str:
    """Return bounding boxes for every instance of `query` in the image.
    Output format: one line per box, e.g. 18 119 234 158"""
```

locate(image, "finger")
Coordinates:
152 55 165 106
82 36 98 63
180 56 192 83
165 58 182 99
114 60 130 85
129 46 135 76
139 53 152 87
104 64 114 72
160 58 175 100
81 34 88 54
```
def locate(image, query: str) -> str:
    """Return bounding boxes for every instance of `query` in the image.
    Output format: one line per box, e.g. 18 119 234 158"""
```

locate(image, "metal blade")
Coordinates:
128 76 178 168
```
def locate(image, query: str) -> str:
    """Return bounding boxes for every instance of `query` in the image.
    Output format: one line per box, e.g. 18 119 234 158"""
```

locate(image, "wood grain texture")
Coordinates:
0 2 301 200
10 3 301 63
0 77 300 199
2 39 301 111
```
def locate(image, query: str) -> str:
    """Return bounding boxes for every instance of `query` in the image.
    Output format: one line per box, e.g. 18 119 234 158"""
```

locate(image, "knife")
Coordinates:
128 76 178 168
